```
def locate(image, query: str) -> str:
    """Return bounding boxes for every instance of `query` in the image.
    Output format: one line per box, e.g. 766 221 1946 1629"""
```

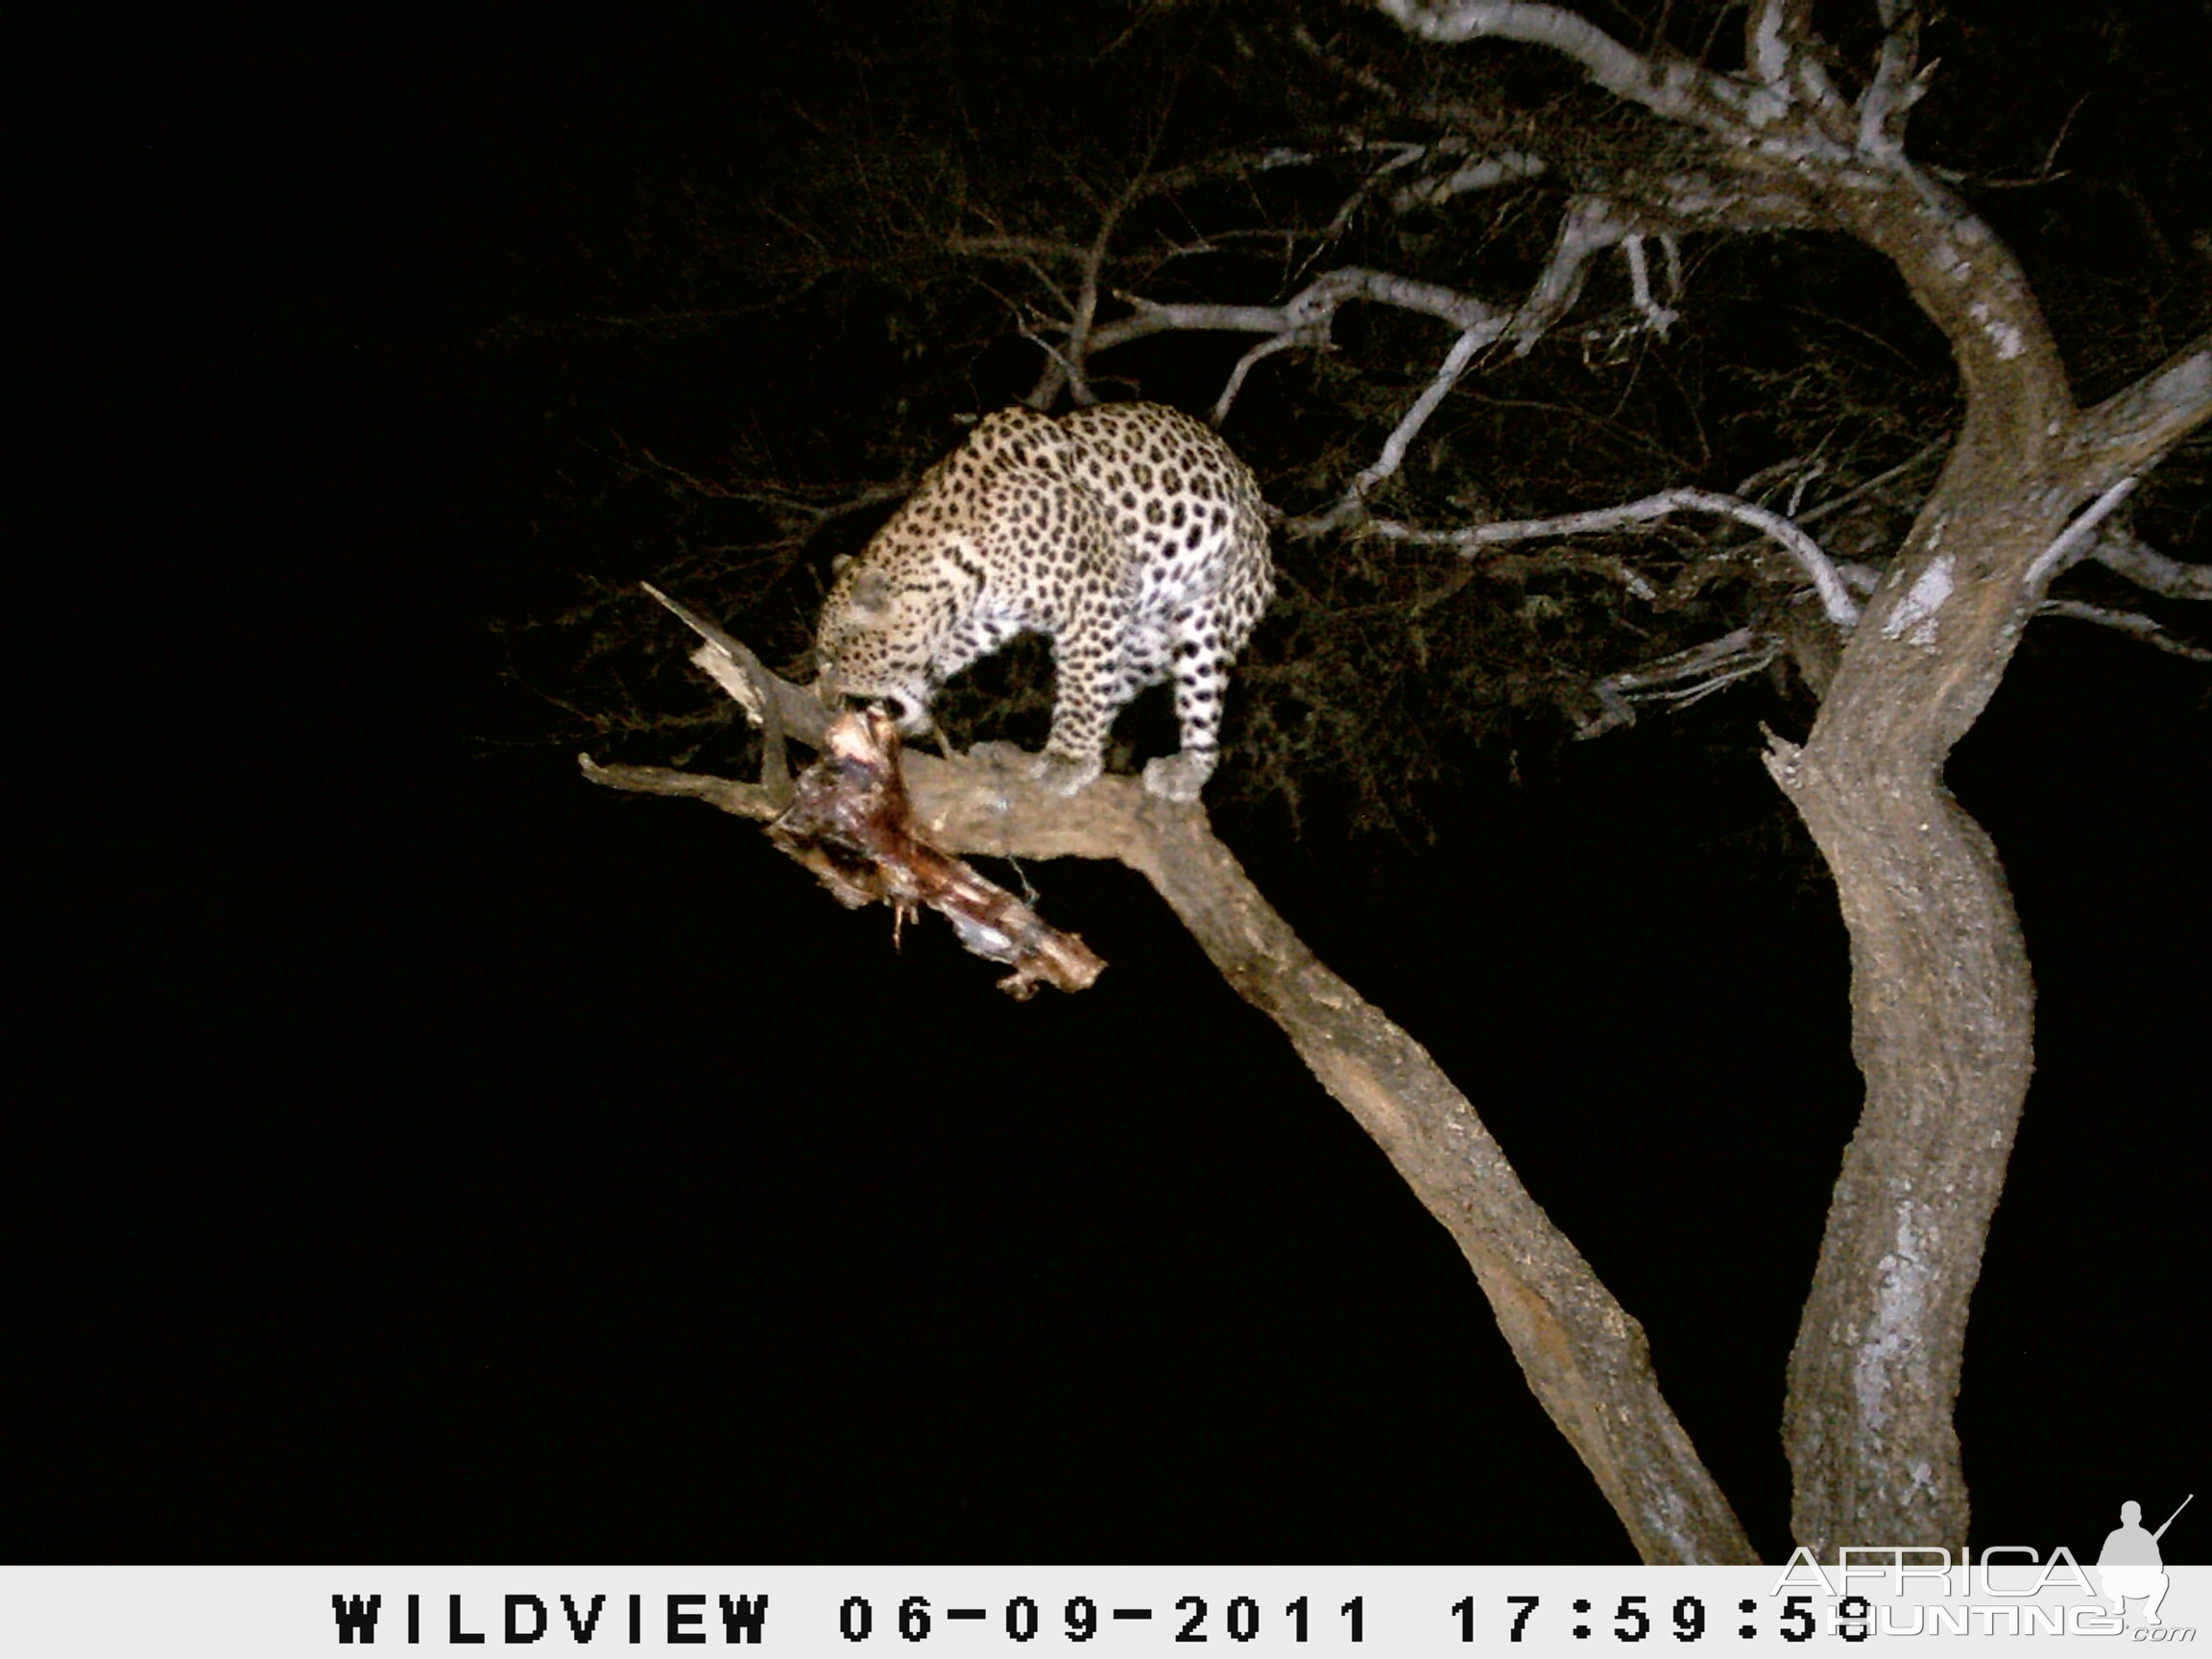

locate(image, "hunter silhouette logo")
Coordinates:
2098 1494 2191 1626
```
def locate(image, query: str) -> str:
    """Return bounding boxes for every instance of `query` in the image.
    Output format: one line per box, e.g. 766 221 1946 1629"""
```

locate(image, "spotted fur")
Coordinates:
814 402 1273 801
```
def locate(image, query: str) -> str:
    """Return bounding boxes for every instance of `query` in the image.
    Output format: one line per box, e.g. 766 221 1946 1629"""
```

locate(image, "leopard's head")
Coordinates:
813 554 942 735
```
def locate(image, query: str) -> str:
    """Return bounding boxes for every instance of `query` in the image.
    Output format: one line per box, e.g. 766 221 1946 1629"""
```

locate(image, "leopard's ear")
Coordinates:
830 552 854 576
847 567 894 619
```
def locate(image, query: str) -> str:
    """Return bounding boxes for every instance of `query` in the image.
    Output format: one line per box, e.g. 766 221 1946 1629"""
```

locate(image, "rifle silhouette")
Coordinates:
2153 1495 2193 1542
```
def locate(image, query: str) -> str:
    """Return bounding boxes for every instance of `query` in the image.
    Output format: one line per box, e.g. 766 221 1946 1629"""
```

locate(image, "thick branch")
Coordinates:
585 652 1756 1563
1384 1 1697 111
2068 331 2212 485
1382 0 1804 144
1854 2 1927 163
1096 265 1503 356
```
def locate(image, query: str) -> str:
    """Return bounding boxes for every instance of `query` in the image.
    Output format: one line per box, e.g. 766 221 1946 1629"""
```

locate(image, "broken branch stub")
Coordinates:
768 710 1107 1000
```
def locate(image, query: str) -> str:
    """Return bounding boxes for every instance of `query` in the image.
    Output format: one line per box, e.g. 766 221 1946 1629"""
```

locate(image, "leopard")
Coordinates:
813 400 1273 803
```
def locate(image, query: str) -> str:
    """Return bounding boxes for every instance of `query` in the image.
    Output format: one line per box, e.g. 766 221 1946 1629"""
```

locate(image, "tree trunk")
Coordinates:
1757 165 2164 1558
1763 471 2057 1561
1372 0 2210 1562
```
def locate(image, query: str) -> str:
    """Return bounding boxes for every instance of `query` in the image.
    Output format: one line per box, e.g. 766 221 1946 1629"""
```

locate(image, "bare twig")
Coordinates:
641 583 795 802
2024 475 2140 592
1792 437 1950 528
1369 487 1862 626
1855 1 1928 163
638 584 830 751
2036 599 2210 661
1391 148 1548 211
2089 530 2212 601
1577 627 1784 735
1508 196 1647 352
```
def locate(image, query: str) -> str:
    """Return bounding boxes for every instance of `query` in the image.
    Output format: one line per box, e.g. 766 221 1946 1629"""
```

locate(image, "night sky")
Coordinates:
25 6 2207 1568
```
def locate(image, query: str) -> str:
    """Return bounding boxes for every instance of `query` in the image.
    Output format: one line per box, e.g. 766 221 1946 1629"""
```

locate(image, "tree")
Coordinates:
561 1 2207 1562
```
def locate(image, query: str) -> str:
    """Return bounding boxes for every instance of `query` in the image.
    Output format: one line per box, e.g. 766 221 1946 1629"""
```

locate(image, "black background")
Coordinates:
21 5 2206 1567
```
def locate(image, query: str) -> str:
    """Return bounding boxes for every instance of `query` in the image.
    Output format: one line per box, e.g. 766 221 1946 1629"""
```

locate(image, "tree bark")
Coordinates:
1762 549 2045 1562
